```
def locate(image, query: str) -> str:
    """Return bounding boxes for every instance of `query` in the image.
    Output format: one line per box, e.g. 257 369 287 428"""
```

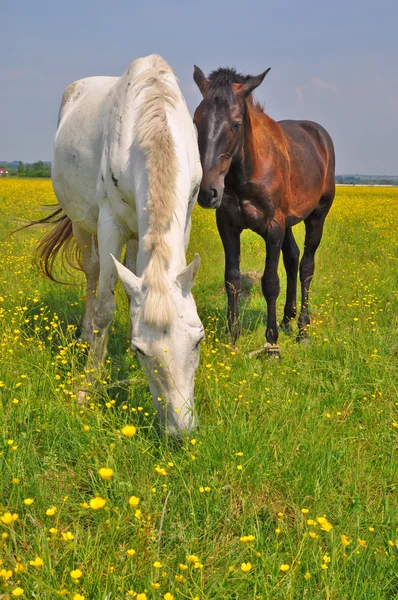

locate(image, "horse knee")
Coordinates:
93 295 116 330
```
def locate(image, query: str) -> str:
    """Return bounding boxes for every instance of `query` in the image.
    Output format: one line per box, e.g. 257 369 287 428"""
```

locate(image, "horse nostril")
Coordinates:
210 188 218 199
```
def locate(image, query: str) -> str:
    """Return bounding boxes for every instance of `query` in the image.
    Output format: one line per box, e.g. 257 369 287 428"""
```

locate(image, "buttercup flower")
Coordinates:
0 512 19 525
89 497 106 510
121 425 137 437
129 495 140 507
98 468 114 480
29 557 44 567
280 564 290 572
70 569 83 579
241 562 252 572
317 517 333 532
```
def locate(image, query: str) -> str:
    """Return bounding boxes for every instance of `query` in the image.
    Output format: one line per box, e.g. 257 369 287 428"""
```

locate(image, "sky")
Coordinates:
1 0 397 174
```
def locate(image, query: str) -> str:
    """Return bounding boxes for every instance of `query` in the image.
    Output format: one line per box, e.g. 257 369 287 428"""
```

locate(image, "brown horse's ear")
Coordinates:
234 68 271 99
193 65 209 97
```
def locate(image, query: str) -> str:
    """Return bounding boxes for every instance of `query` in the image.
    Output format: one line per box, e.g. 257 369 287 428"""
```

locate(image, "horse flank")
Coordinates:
24 57 180 327
133 57 179 328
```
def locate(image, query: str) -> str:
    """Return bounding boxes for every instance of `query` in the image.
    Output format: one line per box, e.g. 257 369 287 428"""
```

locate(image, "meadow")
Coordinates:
0 179 397 600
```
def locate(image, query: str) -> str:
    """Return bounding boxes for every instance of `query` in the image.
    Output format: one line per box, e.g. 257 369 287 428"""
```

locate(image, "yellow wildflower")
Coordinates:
341 534 352 547
45 506 57 516
179 563 188 570
317 517 333 532
164 594 174 600
358 538 367 547
62 531 75 541
280 564 290 572
29 557 44 568
127 549 136 556
240 535 255 542
129 495 140 507
0 512 19 525
12 588 24 597
70 569 83 579
241 562 252 572
98 467 114 480
136 594 147 600
153 561 162 568
0 569 13 580
187 554 199 563
73 595 85 600
121 425 137 437
89 497 106 510
23 498 34 506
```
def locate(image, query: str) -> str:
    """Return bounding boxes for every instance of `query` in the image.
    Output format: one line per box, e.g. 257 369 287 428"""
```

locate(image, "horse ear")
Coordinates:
193 65 209 97
176 253 201 292
234 68 271 99
111 254 143 297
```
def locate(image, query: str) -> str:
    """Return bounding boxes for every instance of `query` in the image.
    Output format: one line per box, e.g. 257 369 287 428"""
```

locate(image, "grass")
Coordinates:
0 179 397 599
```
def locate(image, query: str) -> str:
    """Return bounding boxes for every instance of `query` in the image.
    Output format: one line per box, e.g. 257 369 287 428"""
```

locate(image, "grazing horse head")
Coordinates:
112 254 204 436
193 65 270 209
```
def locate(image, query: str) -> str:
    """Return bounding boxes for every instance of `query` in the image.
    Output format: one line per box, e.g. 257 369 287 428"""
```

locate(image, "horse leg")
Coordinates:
89 205 127 368
216 208 242 343
72 223 99 345
262 218 285 356
280 226 299 334
298 199 332 340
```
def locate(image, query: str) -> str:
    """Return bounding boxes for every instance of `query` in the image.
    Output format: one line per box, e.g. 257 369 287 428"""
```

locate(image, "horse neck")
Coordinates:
234 97 288 181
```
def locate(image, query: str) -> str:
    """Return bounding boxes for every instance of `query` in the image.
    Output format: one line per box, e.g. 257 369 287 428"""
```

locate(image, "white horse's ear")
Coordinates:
111 254 142 297
176 254 201 292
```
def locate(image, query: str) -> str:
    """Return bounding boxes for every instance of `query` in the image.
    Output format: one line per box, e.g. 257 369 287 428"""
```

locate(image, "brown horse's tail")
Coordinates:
17 207 81 282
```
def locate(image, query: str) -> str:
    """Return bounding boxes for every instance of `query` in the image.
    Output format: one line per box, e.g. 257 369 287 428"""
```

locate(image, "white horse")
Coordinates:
36 55 204 435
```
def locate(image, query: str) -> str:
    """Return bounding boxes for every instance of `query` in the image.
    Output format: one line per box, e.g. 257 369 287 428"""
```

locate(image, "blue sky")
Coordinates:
1 0 397 174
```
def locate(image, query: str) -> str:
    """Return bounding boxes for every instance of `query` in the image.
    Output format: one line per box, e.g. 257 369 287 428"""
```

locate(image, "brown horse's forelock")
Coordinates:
206 68 255 101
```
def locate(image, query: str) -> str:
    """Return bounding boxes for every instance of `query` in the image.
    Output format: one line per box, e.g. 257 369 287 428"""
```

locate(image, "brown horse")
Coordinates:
193 65 335 355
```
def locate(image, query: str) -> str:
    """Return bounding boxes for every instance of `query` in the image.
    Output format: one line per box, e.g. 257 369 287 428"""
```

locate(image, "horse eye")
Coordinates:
232 121 241 132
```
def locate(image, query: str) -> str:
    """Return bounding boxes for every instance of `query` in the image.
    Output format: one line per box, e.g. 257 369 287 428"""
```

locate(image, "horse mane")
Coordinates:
134 56 179 328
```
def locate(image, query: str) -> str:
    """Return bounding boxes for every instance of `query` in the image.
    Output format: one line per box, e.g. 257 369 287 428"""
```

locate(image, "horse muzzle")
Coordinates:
198 185 223 209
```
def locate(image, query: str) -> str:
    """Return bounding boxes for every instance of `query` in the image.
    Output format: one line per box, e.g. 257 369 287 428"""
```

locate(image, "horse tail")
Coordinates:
17 207 81 282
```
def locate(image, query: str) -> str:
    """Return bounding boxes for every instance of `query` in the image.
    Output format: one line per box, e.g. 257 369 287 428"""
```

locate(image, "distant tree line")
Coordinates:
336 175 398 186
18 161 51 178
0 161 51 178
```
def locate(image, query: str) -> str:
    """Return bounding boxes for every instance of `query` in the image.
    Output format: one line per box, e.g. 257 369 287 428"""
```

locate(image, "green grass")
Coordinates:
0 180 397 599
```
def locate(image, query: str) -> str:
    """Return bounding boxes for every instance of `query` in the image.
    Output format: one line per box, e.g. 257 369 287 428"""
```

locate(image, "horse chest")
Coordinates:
238 196 274 236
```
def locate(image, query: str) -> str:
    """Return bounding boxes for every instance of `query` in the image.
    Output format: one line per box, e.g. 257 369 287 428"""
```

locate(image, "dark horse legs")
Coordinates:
261 219 285 351
216 208 242 343
280 227 300 333
298 195 333 338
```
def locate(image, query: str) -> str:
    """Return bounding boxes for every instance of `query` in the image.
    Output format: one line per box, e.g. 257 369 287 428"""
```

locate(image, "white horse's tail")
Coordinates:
135 57 179 328
15 207 80 283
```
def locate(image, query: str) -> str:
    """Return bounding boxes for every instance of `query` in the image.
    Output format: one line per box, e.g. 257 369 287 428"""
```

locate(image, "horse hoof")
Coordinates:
265 342 281 359
249 343 281 359
297 335 310 346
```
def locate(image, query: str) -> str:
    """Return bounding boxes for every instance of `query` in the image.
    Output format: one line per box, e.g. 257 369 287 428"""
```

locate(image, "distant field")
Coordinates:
0 179 397 599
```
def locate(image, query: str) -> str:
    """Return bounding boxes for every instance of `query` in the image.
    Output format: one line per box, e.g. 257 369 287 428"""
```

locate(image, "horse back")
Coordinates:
279 119 335 196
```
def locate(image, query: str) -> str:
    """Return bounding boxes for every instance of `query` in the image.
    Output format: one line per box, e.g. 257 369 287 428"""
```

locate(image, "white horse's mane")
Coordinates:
133 56 179 328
